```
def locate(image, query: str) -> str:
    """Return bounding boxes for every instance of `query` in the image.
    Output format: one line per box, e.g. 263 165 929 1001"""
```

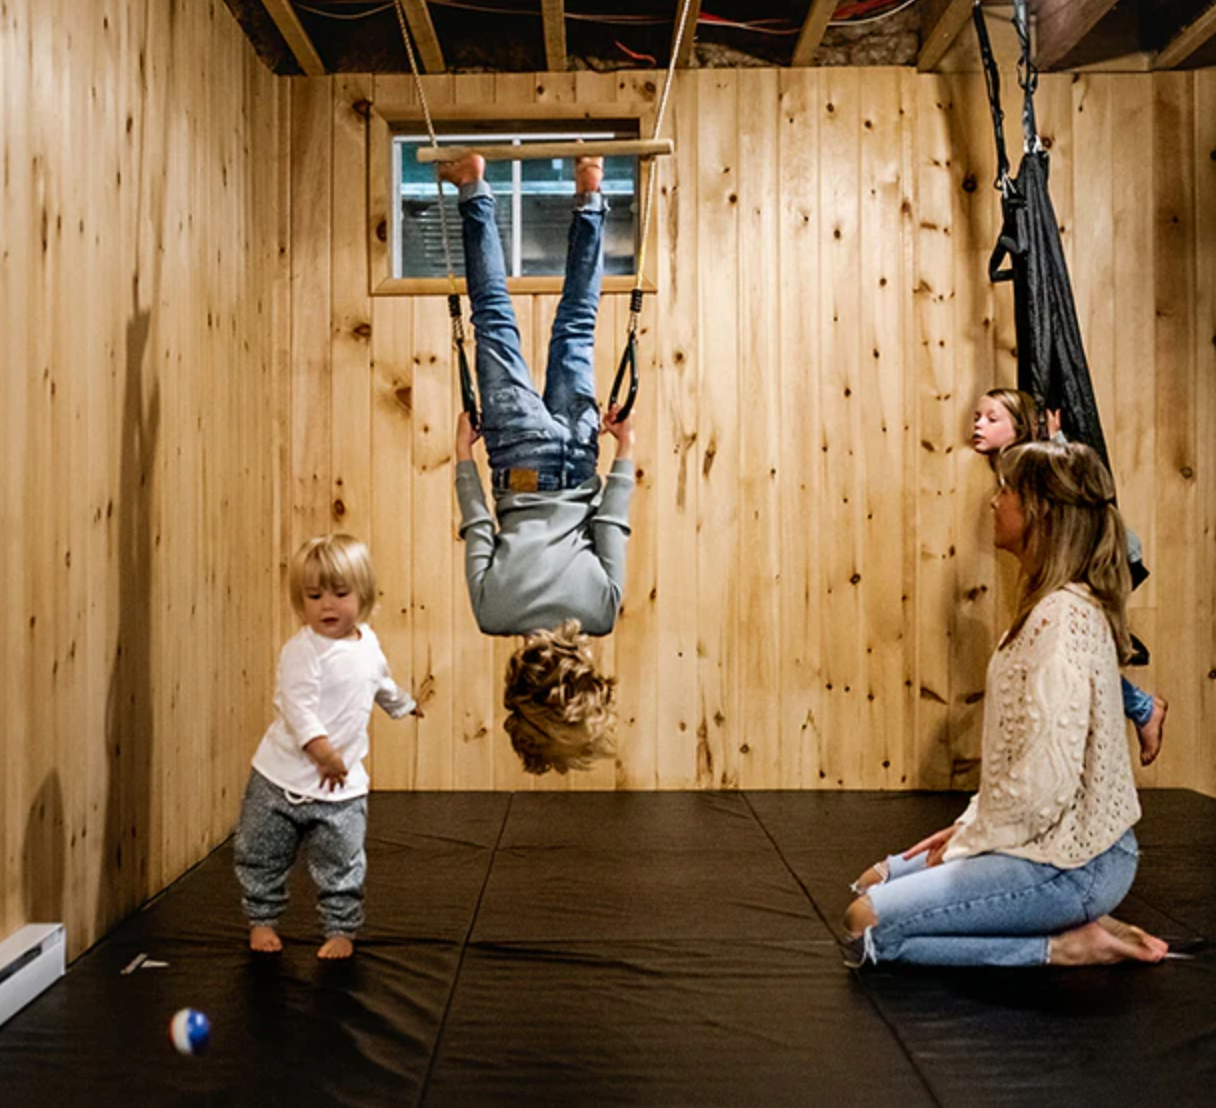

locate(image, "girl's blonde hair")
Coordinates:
289 533 377 623
503 620 616 775
996 441 1132 663
984 387 1040 447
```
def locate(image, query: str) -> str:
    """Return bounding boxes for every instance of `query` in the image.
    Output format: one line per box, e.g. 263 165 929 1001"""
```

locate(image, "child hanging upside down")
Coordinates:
444 152 633 775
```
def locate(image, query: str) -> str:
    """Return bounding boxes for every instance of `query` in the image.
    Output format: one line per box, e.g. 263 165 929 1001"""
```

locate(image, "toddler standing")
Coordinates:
234 533 419 959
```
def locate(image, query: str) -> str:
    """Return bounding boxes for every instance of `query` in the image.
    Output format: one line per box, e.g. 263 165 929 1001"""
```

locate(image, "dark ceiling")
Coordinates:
223 1 1216 77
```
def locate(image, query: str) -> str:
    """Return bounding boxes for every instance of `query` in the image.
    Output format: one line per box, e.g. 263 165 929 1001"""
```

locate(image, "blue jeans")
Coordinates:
1122 676 1154 727
459 180 606 490
860 829 1139 967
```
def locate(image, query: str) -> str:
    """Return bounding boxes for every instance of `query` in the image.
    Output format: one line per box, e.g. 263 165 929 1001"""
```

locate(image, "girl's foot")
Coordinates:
437 152 485 188
249 925 282 953
1048 919 1168 966
1137 696 1168 766
575 155 604 194
318 936 354 960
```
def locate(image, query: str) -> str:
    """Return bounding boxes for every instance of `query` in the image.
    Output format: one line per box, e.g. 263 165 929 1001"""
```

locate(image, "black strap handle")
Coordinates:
608 287 644 422
449 293 479 430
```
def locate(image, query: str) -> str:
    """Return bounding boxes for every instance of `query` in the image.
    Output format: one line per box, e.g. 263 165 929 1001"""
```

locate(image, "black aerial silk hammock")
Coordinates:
974 1 1151 615
972 0 1111 473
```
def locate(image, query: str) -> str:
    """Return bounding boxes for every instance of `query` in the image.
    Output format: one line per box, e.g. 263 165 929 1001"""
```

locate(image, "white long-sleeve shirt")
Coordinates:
251 624 414 802
944 585 1141 868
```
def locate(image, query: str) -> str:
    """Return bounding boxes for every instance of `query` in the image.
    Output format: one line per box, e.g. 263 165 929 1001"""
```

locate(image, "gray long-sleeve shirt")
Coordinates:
455 458 635 636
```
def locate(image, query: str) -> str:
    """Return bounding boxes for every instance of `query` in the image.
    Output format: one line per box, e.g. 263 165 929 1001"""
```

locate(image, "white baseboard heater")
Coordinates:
0 923 66 1027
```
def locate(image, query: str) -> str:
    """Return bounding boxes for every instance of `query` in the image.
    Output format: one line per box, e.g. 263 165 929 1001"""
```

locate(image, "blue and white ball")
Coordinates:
169 1008 211 1056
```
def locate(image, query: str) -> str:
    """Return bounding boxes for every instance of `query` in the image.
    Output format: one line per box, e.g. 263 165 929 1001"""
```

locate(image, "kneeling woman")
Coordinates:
846 442 1169 968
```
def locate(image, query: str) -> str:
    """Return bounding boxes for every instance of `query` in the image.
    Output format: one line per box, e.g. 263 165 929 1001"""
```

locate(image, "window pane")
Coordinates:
393 132 639 280
397 143 514 279
517 154 637 278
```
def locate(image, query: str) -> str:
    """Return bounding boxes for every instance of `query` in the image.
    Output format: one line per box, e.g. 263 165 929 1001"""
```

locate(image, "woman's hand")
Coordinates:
902 824 959 868
455 411 482 462
601 405 635 460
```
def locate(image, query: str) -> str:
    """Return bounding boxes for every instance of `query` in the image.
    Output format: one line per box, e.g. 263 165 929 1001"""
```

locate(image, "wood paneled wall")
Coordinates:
1 0 286 957
288 67 1216 796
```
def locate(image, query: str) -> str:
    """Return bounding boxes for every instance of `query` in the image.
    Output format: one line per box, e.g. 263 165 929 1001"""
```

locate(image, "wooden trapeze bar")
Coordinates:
416 138 675 164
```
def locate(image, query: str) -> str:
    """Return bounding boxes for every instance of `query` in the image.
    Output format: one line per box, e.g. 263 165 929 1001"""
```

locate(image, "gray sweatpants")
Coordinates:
234 769 368 938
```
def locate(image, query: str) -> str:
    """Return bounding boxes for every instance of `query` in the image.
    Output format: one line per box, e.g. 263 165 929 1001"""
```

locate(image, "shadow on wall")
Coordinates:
23 771 65 922
96 277 159 938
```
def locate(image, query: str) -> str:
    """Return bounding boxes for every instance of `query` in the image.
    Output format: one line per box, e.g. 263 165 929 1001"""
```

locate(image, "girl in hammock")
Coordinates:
442 153 634 775
972 388 1167 765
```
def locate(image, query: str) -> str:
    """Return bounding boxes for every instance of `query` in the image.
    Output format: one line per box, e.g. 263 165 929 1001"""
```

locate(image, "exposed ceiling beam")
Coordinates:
674 0 702 68
790 0 836 67
540 0 567 72
916 0 974 73
1153 0 1216 69
399 0 446 74
261 0 325 76
1035 0 1119 71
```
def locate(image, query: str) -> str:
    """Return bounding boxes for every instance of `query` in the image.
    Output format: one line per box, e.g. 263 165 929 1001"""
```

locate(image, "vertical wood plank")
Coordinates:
291 78 334 547
694 69 740 788
736 68 781 789
654 70 700 789
777 67 823 790
1152 73 1199 782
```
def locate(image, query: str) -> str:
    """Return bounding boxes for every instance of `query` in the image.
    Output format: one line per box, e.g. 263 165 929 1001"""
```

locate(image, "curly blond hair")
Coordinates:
503 620 617 775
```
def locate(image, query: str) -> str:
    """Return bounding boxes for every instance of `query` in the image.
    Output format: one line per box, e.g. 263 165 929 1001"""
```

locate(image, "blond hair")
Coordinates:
996 441 1132 663
288 533 377 623
503 620 616 775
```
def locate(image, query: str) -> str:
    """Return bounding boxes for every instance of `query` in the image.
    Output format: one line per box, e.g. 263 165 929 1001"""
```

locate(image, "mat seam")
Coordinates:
414 791 515 1108
741 791 946 1108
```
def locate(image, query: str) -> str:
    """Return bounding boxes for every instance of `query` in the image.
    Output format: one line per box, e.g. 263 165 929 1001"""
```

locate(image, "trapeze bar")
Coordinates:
416 138 675 164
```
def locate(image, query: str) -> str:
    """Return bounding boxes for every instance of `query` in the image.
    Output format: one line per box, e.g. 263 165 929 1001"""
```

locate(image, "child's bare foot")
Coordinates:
1048 919 1168 966
1136 696 1168 766
249 925 282 953
317 936 354 960
436 152 485 188
575 155 604 194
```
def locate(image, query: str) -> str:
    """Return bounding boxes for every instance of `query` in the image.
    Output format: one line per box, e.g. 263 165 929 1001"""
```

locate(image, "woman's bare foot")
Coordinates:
436 152 485 189
575 155 604 194
249 925 282 953
1048 919 1168 966
1136 696 1168 766
317 936 354 960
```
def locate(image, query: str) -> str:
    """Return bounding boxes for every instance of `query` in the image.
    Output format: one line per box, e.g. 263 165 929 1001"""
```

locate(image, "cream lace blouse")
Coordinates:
944 585 1141 869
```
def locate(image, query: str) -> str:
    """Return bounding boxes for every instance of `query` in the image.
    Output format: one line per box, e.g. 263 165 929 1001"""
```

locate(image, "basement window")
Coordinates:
392 126 640 282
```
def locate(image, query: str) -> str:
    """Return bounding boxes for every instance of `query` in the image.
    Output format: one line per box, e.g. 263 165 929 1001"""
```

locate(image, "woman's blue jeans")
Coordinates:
458 180 606 491
860 829 1139 967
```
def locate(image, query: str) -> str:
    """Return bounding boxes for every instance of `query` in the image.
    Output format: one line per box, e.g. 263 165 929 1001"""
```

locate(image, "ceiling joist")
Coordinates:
540 0 568 72
916 0 974 72
674 0 702 68
262 0 325 75
1035 0 1120 71
398 0 446 74
1154 0 1216 69
790 0 836 68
